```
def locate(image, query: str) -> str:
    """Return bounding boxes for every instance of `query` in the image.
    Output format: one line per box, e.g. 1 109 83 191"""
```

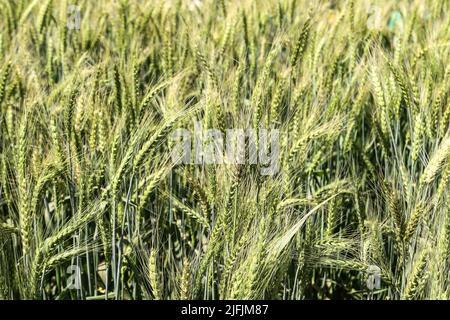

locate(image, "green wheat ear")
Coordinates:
0 61 11 105
148 249 161 300
179 258 191 300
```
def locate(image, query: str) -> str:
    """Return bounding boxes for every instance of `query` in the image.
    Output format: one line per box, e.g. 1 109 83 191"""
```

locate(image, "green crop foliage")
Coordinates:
0 0 449 300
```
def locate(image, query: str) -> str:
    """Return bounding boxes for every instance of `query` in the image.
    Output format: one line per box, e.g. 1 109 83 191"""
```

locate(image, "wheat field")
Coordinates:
0 0 449 300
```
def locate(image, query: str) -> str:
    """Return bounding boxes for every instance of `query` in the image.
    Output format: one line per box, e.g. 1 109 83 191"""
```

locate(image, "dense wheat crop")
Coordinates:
0 0 449 300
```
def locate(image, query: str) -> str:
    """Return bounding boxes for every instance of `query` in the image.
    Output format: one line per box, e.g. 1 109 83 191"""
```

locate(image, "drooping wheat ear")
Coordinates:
0 155 11 208
441 199 450 265
0 61 11 106
59 0 68 54
325 196 338 238
113 65 123 115
88 111 98 155
387 62 411 110
269 77 286 126
290 15 311 69
436 162 450 201
43 201 108 254
149 249 161 300
220 234 246 298
31 161 63 216
116 2 127 51
181 172 211 218
194 46 218 89
277 1 284 28
430 84 444 137
361 151 376 178
29 251 45 298
420 138 450 185
365 221 385 265
132 58 140 110
194 211 225 297
371 66 388 135
137 166 169 208
179 258 191 300
411 113 424 162
403 250 429 299
231 62 244 114
206 166 218 206
163 28 174 77
440 102 450 137
46 37 54 86
134 116 179 169
241 9 249 50
219 22 232 58
224 165 242 244
44 247 87 271
36 0 53 45
386 186 404 243
96 212 111 265
344 89 366 152
49 118 63 161
64 88 78 139
17 112 31 257
0 34 3 59
74 92 84 136
108 128 136 199
108 124 122 176
410 80 420 114
97 111 107 154
289 84 305 133
31 201 108 298
305 143 325 174
243 215 272 300
138 80 170 116
252 44 279 129
323 55 340 100
167 193 209 227
178 31 190 69
403 202 425 244
4 0 15 31
229 266 246 299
